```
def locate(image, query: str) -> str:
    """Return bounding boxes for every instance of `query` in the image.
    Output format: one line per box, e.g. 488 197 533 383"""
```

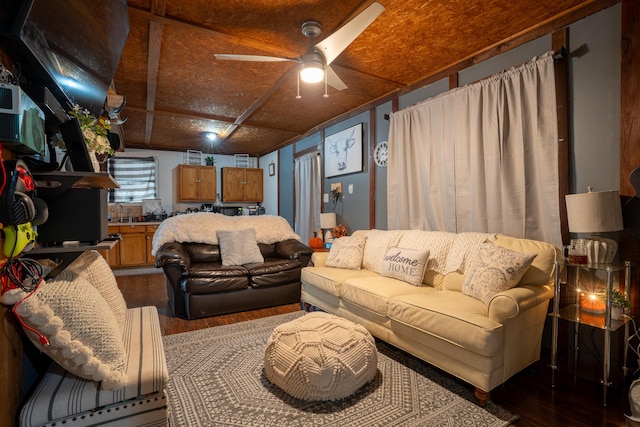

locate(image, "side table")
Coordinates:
550 260 634 405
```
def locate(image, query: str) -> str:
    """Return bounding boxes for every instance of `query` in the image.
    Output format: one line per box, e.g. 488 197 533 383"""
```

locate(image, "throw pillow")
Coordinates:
56 251 127 333
12 275 128 390
380 246 430 286
462 243 537 305
361 229 402 274
217 228 264 266
325 235 366 270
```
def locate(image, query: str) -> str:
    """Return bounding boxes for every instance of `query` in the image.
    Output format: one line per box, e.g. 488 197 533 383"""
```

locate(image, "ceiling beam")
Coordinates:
128 6 299 59
145 17 164 145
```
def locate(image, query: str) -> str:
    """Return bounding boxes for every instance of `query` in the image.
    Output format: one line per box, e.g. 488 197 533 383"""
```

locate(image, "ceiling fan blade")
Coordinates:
214 54 298 62
315 1 385 65
326 65 347 91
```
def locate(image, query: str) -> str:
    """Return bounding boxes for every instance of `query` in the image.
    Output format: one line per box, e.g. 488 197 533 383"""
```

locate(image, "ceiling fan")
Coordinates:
213 2 385 93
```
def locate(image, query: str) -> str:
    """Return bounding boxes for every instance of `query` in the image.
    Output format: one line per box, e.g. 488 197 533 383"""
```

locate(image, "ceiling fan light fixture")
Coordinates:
300 62 324 83
205 132 218 141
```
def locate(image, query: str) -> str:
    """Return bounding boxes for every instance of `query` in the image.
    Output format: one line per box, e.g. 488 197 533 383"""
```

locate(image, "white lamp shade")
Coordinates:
565 189 623 233
320 212 336 229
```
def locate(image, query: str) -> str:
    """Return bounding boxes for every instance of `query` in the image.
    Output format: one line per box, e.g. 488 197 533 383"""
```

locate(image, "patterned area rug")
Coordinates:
163 312 518 426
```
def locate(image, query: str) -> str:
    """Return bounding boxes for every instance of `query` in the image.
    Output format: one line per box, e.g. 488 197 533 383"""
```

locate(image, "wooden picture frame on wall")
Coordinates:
324 123 363 178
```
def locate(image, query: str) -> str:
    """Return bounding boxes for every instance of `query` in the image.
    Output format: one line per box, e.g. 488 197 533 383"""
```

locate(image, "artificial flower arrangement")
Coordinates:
67 104 114 155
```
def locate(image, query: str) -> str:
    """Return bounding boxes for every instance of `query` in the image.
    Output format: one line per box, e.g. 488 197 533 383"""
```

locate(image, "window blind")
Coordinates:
108 157 157 203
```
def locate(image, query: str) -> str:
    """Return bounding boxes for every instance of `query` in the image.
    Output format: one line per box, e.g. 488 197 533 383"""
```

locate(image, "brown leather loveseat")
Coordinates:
152 213 313 319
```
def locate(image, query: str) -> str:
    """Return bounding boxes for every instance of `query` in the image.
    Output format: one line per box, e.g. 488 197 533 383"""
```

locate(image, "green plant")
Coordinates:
205 156 215 165
610 289 631 309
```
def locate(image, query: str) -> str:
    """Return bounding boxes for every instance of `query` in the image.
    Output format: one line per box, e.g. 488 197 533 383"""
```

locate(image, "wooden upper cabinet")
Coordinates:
176 164 217 202
222 167 263 202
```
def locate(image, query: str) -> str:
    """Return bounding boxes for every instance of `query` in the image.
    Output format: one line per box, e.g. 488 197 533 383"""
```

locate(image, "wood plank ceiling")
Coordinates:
114 0 616 156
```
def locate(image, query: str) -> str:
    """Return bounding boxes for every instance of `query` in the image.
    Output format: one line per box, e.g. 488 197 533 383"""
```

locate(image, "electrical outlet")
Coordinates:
323 193 329 203
348 184 354 194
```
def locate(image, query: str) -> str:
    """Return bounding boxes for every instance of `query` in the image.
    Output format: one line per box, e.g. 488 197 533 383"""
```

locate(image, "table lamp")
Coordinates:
565 187 624 264
320 212 337 244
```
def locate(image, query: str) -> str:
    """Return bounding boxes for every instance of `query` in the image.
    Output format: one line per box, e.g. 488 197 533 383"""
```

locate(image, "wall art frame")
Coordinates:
324 123 363 178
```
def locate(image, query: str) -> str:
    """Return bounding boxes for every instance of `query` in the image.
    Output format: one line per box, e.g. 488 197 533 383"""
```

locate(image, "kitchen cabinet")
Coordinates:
176 164 217 202
145 224 159 264
101 223 159 268
221 167 263 202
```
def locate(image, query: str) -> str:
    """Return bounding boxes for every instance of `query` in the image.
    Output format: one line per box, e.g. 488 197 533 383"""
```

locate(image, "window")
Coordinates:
107 157 157 202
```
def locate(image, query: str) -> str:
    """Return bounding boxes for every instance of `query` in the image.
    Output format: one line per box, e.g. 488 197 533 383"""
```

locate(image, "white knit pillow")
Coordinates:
361 229 402 273
325 235 366 270
57 251 127 332
217 228 264 266
12 275 128 389
462 243 537 305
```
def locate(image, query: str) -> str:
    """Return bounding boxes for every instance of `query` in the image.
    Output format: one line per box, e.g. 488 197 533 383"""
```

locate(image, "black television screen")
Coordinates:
0 0 129 116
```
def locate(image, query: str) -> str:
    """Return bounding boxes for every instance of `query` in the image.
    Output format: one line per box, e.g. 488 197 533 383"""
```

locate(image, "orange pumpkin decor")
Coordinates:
308 236 324 249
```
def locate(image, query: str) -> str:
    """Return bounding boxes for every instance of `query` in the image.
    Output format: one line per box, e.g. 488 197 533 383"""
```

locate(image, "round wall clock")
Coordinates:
374 141 388 167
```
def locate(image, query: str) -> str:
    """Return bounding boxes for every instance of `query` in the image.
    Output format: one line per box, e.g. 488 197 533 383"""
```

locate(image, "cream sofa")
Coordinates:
300 229 557 405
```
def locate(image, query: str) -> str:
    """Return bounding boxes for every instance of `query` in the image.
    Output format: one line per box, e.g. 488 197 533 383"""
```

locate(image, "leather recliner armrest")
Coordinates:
154 241 192 269
275 239 314 267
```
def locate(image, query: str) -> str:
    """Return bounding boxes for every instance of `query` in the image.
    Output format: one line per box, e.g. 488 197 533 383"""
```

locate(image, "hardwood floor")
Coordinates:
116 272 634 427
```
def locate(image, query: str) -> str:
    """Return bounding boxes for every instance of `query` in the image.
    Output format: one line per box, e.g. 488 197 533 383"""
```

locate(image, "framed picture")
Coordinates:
268 162 276 176
324 123 363 178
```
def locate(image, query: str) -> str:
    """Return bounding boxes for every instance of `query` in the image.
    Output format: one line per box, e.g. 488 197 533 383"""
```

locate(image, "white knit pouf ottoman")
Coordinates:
264 312 378 401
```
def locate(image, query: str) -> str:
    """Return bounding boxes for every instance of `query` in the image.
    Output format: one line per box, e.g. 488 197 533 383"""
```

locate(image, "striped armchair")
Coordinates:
19 306 168 427
11 251 168 427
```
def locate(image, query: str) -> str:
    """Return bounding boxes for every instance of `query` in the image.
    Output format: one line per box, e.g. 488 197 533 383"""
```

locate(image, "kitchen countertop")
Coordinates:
108 221 163 226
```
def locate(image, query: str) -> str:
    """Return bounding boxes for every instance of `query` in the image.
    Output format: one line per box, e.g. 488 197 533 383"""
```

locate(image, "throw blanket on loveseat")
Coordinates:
151 213 300 256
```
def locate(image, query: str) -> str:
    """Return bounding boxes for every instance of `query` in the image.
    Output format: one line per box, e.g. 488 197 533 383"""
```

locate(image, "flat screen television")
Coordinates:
0 0 129 116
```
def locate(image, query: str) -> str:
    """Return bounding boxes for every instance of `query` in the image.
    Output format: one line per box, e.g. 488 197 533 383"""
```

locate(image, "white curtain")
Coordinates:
294 153 321 243
388 52 562 248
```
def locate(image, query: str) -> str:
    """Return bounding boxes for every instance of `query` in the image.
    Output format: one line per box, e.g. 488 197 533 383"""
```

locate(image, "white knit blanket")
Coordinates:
151 213 300 256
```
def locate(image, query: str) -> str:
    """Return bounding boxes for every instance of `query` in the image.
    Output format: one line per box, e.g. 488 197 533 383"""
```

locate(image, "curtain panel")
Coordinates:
388 52 561 248
294 152 321 243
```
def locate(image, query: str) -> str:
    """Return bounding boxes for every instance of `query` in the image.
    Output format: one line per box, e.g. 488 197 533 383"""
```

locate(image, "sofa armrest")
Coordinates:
275 239 314 267
488 284 554 323
311 252 330 267
154 242 191 269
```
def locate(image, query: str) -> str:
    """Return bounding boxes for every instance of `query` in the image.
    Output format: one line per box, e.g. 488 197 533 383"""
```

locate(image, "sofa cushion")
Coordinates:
185 242 221 263
11 275 127 390
462 243 537 305
217 228 264 266
341 276 436 316
185 262 249 278
301 266 379 298
325 235 366 270
396 230 456 275
181 276 250 294
362 229 402 273
444 232 495 274
380 246 429 286
388 291 504 357
245 258 300 275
